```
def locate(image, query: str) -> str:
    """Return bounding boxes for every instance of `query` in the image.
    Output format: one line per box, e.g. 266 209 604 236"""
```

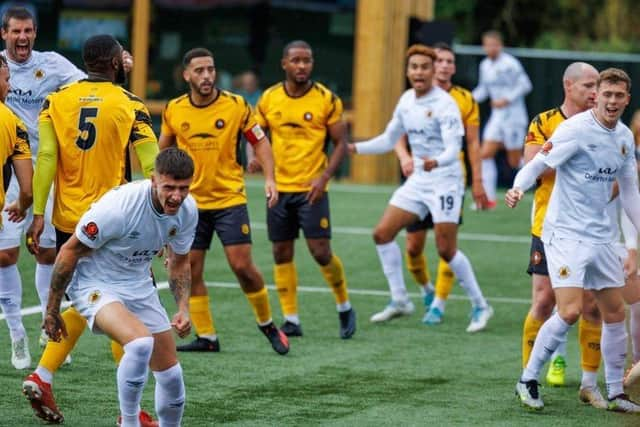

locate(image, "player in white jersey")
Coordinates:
349 44 493 333
28 147 197 427
507 68 640 412
473 31 532 207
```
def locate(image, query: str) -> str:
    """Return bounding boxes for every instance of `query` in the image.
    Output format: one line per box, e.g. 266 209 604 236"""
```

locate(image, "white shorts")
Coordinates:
0 176 56 250
389 175 463 224
69 284 171 335
544 236 625 290
482 115 526 150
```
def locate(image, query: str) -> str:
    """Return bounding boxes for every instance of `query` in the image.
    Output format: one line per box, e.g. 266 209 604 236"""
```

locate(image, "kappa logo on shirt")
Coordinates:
82 222 99 241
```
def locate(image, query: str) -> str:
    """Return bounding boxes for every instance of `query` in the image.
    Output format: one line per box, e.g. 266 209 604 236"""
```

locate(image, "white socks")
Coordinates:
448 251 487 308
630 301 640 363
376 241 409 303
35 263 54 318
117 337 154 427
602 321 627 399
481 158 497 202
551 332 568 360
153 363 185 427
0 265 25 341
522 313 571 382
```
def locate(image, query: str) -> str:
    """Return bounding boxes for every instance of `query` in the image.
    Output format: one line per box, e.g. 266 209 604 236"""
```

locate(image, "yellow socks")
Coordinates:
435 258 455 300
579 317 602 373
39 306 87 373
246 287 273 325
274 262 298 317
189 295 216 336
319 255 349 306
522 312 543 368
405 252 430 287
111 340 124 365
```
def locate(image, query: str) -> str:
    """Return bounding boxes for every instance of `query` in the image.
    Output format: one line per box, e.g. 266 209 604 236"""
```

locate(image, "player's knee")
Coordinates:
531 290 555 319
405 239 423 258
272 245 293 264
309 246 332 266
372 227 393 245
557 306 581 325
123 336 154 362
0 248 19 267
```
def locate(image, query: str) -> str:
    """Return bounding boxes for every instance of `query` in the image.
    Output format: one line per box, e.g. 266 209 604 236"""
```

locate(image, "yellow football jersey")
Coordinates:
40 79 157 232
162 90 264 210
0 102 31 225
449 85 480 179
255 81 344 192
525 107 566 237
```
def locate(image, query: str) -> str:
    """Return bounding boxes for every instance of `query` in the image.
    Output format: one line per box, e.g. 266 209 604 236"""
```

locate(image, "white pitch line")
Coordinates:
1 281 529 320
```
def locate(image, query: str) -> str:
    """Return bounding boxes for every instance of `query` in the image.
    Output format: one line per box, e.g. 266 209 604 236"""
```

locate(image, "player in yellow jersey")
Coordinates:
21 35 159 426
370 43 489 328
0 54 33 369
518 62 609 408
254 40 355 338
159 47 289 355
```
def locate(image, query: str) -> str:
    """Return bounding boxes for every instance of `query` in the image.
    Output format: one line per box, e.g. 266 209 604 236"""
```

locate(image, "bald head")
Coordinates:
562 62 598 113
563 62 598 84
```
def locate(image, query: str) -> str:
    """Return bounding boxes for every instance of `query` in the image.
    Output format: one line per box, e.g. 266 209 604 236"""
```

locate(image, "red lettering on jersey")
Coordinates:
244 124 266 146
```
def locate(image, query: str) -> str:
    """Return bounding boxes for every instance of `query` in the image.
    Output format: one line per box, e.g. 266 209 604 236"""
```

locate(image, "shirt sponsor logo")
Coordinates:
82 221 99 240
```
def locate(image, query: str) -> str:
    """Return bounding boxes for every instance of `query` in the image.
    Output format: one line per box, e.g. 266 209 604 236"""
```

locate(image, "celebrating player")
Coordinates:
22 34 158 425
159 47 289 355
254 40 356 338
508 68 640 412
350 44 493 333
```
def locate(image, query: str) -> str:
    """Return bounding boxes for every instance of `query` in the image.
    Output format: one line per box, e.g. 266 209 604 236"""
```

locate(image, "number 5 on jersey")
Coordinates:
76 107 99 150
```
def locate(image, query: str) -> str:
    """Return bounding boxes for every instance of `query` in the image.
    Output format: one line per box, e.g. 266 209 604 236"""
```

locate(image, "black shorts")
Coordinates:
406 195 465 232
527 235 549 276
55 228 73 254
192 204 252 250
267 192 331 242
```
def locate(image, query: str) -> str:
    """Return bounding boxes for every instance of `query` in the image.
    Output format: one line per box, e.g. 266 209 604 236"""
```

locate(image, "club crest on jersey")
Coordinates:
541 141 553 155
215 119 225 129
88 290 101 305
303 112 313 121
558 266 570 279
180 122 190 132
34 69 45 79
320 217 329 229
241 224 250 235
274 111 282 119
168 226 177 238
622 144 628 156
425 110 433 118
82 222 99 241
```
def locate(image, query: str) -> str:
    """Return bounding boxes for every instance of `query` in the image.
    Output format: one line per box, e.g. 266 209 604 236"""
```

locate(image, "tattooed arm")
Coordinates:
166 248 192 338
44 235 93 341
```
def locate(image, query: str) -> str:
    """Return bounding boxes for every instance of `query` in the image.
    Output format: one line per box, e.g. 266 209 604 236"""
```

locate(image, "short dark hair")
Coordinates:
482 30 503 42
155 147 194 180
82 35 122 72
598 68 632 92
2 6 36 31
182 48 214 67
432 42 454 54
282 40 312 58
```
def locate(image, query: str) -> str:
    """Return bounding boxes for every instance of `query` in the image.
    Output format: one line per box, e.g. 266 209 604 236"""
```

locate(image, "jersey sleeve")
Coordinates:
464 96 480 127
504 58 533 102
75 191 126 249
539 122 579 169
160 103 175 137
12 119 31 160
439 100 465 142
254 93 268 129
472 63 489 103
168 198 197 255
525 114 548 147
52 53 86 87
240 99 266 146
129 103 157 148
326 93 344 126
620 137 638 179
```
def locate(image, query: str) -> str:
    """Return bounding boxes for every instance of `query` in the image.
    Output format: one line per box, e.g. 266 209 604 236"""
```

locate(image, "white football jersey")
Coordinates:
2 50 85 159
540 110 636 244
472 52 531 125
71 180 197 298
359 86 465 183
